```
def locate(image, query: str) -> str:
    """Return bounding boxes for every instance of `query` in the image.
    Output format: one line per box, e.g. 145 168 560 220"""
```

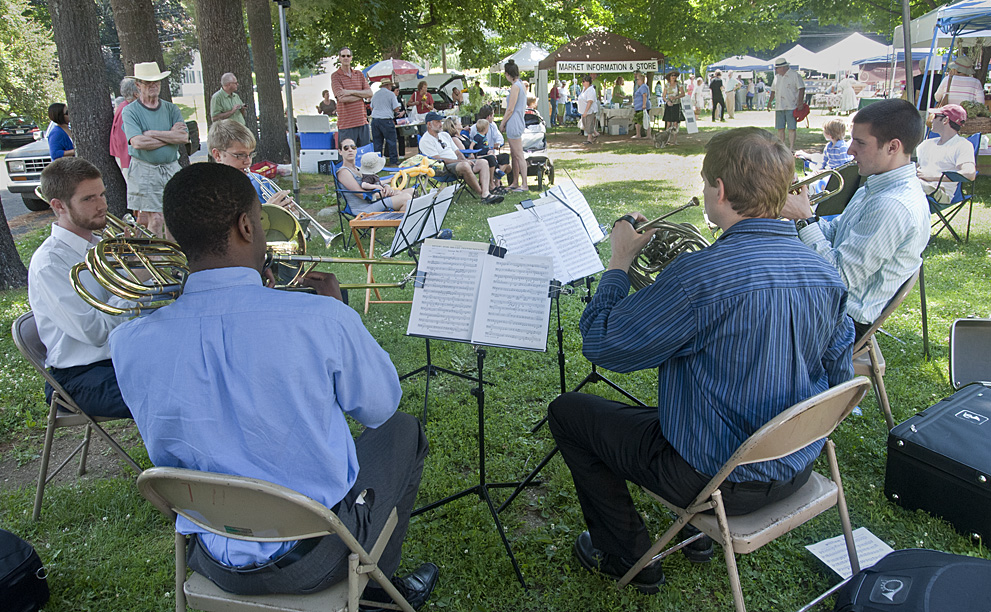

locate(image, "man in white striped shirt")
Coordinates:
782 99 929 339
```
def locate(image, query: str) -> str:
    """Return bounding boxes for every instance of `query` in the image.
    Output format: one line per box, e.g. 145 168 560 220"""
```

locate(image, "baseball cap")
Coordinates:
930 104 967 125
424 111 444 123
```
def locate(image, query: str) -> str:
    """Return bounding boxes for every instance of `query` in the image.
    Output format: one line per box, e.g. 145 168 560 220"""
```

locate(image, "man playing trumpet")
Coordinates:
209 118 291 209
548 128 854 593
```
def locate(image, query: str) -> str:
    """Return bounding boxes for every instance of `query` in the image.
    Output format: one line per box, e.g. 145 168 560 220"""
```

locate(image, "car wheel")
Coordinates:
22 194 50 212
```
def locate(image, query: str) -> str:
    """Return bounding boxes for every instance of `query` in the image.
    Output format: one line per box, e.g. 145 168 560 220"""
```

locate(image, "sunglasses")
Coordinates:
224 150 256 161
342 144 356 151
340 54 352 58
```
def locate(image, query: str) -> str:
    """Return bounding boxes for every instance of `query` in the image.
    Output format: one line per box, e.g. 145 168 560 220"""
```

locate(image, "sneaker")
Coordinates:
679 524 714 563
360 562 439 611
573 531 664 594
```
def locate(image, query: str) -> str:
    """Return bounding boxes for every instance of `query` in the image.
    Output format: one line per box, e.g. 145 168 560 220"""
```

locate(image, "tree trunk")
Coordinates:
195 0 257 137
0 203 28 290
48 0 128 217
109 0 190 167
245 0 289 163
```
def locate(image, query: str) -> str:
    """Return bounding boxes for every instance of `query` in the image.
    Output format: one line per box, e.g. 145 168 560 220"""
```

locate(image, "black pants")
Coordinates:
548 392 813 559
47 359 132 419
711 95 726 121
371 118 399 165
186 411 428 595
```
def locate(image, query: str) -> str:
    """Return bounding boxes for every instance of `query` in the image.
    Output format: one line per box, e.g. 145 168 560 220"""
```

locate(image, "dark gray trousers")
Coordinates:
187 411 428 595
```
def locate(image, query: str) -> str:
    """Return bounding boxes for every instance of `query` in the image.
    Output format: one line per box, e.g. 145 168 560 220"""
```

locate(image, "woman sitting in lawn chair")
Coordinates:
336 138 412 213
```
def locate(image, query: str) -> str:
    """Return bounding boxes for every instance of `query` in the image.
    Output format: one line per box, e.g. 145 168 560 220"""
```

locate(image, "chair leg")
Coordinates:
826 440 860 575
966 199 974 243
868 337 895 430
175 532 187 612
712 489 746 612
77 423 92 476
618 515 688 587
33 403 60 521
348 553 360 612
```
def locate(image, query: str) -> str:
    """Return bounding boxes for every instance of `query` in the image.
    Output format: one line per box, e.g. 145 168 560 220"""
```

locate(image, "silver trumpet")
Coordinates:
255 173 343 248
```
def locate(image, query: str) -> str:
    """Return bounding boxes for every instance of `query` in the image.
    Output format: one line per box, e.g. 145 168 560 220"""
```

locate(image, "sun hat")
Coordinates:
359 152 386 175
424 111 444 123
949 56 975 75
132 61 171 82
774 57 789 67
930 104 968 126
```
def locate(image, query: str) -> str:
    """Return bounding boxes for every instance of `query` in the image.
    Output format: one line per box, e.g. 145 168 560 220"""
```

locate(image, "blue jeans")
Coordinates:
550 102 558 126
371 118 399 164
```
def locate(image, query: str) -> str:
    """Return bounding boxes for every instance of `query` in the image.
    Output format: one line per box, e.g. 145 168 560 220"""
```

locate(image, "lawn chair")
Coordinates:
414 134 466 202
927 132 980 243
851 268 920 430
11 311 141 521
619 377 871 612
137 467 414 612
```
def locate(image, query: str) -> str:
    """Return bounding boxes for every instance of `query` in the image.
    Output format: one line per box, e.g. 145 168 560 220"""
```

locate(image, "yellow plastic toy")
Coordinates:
390 157 436 191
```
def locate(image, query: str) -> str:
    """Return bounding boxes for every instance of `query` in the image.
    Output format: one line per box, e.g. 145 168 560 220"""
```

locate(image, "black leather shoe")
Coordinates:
360 562 439 611
573 531 664 594
679 524 714 563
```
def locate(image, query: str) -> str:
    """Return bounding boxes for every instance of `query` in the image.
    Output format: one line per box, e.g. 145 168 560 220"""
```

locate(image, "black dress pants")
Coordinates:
548 392 813 559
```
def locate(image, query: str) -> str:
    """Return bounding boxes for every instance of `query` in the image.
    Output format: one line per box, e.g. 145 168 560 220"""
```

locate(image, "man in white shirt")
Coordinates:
767 58 805 151
27 157 131 418
917 104 977 204
724 71 739 118
418 112 503 204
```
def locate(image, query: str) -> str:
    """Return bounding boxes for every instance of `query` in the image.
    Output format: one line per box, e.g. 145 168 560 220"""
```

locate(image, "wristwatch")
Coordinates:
795 216 819 231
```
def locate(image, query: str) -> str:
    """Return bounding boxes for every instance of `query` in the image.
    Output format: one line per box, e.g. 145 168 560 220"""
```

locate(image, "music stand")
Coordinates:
384 184 456 259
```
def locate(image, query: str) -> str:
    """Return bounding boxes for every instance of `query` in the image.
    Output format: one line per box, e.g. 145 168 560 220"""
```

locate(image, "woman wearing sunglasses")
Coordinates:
336 138 412 213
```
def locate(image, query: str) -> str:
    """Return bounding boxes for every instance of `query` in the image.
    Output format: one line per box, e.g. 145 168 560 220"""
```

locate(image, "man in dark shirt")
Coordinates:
549 127 854 594
709 71 726 122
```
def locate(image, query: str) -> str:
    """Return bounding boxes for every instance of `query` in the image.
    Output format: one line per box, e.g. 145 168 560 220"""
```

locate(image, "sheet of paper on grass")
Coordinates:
805 527 895 579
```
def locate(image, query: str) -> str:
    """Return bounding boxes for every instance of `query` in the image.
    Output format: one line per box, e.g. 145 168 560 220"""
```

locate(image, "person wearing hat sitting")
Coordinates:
917 104 977 204
418 111 504 204
336 137 412 214
934 56 985 106
767 58 805 151
122 61 188 238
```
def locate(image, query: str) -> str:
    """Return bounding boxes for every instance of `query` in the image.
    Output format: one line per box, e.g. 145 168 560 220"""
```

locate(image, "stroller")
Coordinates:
522 111 554 190
563 101 581 125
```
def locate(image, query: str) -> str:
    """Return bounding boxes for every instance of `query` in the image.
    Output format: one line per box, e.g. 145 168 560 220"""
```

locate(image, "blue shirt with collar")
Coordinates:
110 267 402 566
797 163 928 324
580 218 854 483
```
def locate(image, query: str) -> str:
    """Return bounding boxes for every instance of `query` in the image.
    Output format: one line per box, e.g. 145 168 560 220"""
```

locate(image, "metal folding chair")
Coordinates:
927 132 980 243
11 311 141 520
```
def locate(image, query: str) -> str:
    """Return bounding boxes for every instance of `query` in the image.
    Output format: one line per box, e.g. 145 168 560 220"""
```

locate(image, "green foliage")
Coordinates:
0 0 63 121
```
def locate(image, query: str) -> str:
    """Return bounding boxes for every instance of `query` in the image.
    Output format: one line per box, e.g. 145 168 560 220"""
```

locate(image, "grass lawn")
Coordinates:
2 122 990 611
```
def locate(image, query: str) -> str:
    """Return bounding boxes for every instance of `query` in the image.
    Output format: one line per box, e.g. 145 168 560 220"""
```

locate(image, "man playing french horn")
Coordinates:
548 128 855 594
27 157 132 419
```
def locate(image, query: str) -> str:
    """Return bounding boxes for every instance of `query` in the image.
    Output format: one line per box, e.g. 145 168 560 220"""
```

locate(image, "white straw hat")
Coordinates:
133 61 171 82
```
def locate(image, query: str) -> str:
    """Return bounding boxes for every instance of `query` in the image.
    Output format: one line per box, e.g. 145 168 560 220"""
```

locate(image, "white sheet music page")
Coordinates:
536 202 604 281
407 239 488 342
471 253 552 351
487 209 569 282
549 181 605 244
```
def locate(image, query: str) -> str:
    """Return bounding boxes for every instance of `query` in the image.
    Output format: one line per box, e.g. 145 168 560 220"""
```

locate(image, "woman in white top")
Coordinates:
838 76 858 114
577 74 599 145
692 77 707 111
935 57 985 106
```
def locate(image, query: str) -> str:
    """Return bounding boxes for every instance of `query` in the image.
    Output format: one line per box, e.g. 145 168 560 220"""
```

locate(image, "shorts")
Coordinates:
581 114 596 137
127 157 181 213
352 196 397 214
442 161 463 176
775 110 797 131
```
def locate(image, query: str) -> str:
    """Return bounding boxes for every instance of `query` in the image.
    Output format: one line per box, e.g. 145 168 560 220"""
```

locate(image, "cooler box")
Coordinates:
299 132 332 149
296 115 331 132
299 149 339 174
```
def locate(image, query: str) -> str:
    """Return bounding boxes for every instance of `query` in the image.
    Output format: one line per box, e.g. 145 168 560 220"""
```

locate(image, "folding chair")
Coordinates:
414 134 467 203
620 377 871 612
851 268 920 430
11 311 141 521
137 467 414 612
810 161 861 218
927 132 980 243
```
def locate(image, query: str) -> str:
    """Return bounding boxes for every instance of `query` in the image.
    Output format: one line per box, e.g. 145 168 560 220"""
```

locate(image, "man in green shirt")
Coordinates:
210 72 246 126
123 61 187 238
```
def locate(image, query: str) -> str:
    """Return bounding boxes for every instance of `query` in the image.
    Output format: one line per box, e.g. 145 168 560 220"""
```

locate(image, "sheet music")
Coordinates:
548 180 605 244
487 203 603 284
806 527 894 579
471 254 552 351
407 240 488 342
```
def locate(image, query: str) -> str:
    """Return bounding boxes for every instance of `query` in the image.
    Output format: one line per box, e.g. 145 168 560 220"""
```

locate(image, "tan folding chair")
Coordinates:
851 268 920 431
137 467 415 612
11 311 141 521
619 377 871 612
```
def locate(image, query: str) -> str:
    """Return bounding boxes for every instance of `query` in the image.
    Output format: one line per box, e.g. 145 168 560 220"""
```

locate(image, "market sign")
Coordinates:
556 60 660 73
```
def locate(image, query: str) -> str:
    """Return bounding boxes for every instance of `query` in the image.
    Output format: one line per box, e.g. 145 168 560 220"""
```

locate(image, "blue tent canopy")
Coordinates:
936 0 991 34
853 50 934 66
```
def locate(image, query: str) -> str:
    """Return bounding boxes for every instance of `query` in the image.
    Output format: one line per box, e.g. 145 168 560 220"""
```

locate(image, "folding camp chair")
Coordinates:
851 268 920 430
414 134 467 202
927 132 980 243
620 377 871 612
137 467 414 612
11 311 141 521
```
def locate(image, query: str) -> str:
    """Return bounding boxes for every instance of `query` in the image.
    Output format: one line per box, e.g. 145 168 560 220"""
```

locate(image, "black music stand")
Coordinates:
498 275 648 513
411 345 535 589
385 184 456 259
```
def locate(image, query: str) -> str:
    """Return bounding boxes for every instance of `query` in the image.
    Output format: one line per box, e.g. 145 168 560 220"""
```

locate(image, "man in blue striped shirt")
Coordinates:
549 128 854 594
782 99 928 338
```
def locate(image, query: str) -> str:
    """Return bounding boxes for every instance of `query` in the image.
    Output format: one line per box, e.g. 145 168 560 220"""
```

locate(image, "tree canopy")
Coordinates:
0 0 62 122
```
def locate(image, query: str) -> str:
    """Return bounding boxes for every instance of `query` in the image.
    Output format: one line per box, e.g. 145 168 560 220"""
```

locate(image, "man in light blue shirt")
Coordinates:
782 98 929 338
110 163 437 608
369 79 403 166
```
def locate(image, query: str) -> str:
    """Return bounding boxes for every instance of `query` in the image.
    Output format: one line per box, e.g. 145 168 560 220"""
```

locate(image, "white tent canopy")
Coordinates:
489 42 549 73
772 44 820 70
893 1 991 49
811 33 889 75
708 54 772 71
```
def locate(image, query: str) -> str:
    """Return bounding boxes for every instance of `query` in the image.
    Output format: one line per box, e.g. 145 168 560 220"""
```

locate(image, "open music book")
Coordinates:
406 239 553 351
488 199 604 285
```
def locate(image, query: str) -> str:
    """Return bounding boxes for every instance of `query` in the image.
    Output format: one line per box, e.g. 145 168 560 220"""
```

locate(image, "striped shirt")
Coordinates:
798 163 928 324
822 139 853 170
331 68 369 130
934 74 985 106
580 219 854 482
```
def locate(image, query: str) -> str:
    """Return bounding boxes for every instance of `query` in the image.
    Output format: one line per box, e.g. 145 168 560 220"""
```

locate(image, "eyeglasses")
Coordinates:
223 150 256 161
341 144 356 151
